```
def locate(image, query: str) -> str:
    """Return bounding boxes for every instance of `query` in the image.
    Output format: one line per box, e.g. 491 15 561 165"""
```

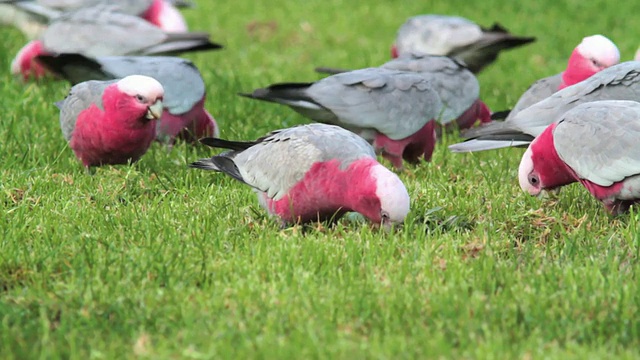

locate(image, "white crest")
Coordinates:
116 75 164 99
518 145 536 195
370 164 410 223
577 34 620 66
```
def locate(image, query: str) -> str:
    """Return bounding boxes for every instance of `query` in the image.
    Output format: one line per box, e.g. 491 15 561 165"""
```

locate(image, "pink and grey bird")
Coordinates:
0 0 190 39
519 100 640 215
36 53 218 144
57 75 164 169
492 34 620 120
11 4 222 80
240 68 443 169
448 61 640 153
391 15 535 73
190 123 411 228
315 53 491 130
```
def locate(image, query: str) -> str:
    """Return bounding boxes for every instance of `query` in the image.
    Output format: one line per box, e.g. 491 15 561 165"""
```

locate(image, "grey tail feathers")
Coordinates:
238 82 314 103
314 66 350 75
189 156 246 185
199 137 258 151
35 53 109 84
490 109 511 120
448 133 534 153
144 32 223 55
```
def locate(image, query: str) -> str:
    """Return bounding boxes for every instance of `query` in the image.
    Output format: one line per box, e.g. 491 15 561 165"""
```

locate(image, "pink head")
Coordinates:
11 40 49 80
561 34 620 89
108 75 165 124
354 163 410 227
518 125 577 196
143 0 188 32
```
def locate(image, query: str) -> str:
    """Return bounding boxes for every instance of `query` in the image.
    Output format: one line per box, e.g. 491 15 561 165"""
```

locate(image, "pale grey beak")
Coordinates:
145 100 163 120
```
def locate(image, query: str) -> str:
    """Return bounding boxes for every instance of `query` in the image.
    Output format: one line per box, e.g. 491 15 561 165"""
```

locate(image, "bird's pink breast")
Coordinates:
156 98 217 143
451 99 492 130
70 105 157 167
262 158 379 224
142 0 188 32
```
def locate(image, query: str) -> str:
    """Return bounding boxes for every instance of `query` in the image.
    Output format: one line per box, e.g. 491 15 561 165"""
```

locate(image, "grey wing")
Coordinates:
382 54 479 123
308 68 443 140
37 0 151 14
509 61 640 137
507 73 562 118
58 79 115 141
232 124 376 200
395 15 482 56
98 56 205 115
42 4 166 57
554 100 640 186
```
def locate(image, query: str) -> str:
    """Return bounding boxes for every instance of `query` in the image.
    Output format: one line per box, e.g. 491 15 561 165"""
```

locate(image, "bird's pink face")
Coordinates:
572 34 620 74
143 0 188 32
114 75 166 125
11 40 48 80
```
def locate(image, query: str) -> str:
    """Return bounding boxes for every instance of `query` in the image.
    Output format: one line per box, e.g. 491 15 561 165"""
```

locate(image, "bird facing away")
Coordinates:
36 53 218 144
57 75 164 169
518 100 640 215
314 53 491 131
11 4 222 80
391 15 536 73
448 61 640 153
0 0 189 39
190 124 411 228
239 67 443 169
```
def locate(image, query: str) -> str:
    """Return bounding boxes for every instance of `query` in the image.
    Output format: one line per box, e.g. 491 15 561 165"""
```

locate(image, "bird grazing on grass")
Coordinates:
36 53 219 144
11 4 222 80
448 61 640 153
391 15 536 73
57 75 164 169
491 34 620 120
315 53 491 131
239 67 443 169
0 0 190 39
189 123 410 228
519 100 640 215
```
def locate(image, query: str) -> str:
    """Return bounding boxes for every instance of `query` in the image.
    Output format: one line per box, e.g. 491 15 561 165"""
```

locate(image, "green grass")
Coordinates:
2 0 640 358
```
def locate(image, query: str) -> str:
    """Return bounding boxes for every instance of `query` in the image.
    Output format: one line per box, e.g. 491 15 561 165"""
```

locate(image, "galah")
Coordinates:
239 67 443 169
57 75 164 169
11 4 222 80
391 15 536 73
36 53 218 144
519 100 640 215
0 0 189 39
189 123 411 228
448 61 640 153
492 34 620 120
315 53 491 130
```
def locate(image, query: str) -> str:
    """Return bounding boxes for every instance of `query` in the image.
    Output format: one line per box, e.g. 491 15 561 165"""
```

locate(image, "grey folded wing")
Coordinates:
58 79 115 141
554 100 640 187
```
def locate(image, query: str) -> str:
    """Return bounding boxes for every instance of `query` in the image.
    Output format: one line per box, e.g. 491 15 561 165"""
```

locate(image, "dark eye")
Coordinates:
590 58 600 67
135 95 146 103
381 210 390 220
528 174 539 186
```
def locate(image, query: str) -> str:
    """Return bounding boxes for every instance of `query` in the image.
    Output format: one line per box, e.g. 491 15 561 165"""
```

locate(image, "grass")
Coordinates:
1 0 640 358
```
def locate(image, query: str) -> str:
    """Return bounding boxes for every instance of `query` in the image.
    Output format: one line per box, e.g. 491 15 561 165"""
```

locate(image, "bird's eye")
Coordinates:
381 210 390 220
135 95 146 103
590 58 600 67
528 174 540 186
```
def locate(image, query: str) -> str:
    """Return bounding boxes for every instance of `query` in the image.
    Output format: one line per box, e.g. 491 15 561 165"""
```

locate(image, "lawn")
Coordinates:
1 0 640 358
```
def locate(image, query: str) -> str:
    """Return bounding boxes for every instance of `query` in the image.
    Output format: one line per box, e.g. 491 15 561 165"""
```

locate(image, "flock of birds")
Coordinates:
4 0 640 229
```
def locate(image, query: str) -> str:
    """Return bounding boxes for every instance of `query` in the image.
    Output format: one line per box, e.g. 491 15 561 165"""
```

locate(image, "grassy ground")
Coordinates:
1 0 640 358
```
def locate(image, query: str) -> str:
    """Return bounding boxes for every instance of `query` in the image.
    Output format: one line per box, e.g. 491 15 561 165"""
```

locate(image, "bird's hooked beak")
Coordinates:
145 100 164 120
538 187 561 199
